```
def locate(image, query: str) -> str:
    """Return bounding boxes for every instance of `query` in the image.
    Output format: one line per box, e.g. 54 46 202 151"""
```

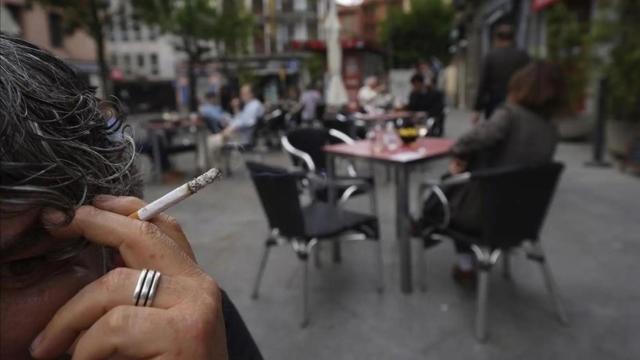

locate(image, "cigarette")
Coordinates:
129 168 222 221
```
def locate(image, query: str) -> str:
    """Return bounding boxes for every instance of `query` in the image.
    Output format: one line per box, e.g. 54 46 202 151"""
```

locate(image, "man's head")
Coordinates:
410 73 425 91
493 23 515 48
240 84 254 103
0 34 140 358
204 91 218 104
364 76 378 89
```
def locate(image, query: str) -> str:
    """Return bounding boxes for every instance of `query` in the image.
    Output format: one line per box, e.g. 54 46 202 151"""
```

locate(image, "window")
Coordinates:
123 54 131 75
253 25 265 54
133 21 141 41
282 0 294 12
307 21 317 40
150 53 159 75
252 0 263 14
137 54 145 68
288 24 296 40
149 27 157 41
49 13 63 48
110 54 118 66
307 0 317 13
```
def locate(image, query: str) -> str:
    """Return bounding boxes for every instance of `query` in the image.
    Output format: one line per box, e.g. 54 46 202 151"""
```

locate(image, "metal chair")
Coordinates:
281 127 376 207
416 162 569 342
221 116 266 176
247 161 383 327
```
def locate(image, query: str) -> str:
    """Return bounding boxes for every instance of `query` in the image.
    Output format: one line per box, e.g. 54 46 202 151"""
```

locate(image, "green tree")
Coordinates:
133 0 252 111
592 0 640 122
546 2 590 114
33 0 114 96
380 0 454 68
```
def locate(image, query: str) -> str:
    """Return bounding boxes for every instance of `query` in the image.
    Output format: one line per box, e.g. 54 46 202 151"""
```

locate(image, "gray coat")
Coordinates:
452 103 558 170
445 103 558 233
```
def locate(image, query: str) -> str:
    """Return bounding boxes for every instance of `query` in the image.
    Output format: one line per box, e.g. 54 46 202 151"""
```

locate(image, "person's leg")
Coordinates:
453 241 474 271
206 133 226 167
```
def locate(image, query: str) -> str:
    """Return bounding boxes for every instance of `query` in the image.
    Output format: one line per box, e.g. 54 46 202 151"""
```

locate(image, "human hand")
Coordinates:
31 196 228 360
448 157 468 175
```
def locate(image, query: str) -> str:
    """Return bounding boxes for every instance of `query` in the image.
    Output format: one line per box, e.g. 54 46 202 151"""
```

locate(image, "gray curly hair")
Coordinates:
0 34 142 221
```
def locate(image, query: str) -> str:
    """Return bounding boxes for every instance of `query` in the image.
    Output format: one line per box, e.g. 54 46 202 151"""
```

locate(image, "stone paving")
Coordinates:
140 109 639 360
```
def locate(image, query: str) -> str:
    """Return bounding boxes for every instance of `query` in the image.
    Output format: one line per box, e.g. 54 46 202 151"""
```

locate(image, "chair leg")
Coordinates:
300 255 310 328
502 250 512 280
471 246 501 343
313 242 322 268
375 239 384 293
475 267 491 343
251 241 272 299
224 149 233 177
369 183 378 217
416 243 427 292
527 242 569 325
332 239 342 263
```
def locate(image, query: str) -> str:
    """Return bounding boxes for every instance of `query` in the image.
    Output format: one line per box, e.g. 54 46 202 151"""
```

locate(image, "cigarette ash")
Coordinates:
187 168 222 193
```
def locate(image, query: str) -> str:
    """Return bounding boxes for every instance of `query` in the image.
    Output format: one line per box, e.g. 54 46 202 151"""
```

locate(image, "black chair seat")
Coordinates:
313 184 367 202
303 202 377 239
427 226 481 249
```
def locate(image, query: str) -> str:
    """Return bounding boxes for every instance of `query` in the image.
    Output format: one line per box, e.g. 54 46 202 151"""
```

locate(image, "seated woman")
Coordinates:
421 61 566 284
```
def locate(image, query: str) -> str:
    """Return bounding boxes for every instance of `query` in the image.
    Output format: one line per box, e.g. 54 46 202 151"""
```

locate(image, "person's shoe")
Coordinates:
452 265 477 290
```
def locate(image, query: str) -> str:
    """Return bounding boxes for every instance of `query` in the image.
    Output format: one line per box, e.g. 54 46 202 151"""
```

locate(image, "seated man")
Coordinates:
221 84 264 146
199 90 229 134
0 35 262 359
407 73 445 136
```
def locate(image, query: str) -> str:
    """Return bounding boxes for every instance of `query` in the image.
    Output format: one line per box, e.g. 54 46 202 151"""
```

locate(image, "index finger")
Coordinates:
43 206 197 276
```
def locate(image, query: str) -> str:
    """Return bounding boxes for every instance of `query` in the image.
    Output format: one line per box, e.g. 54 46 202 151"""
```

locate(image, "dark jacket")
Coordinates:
473 46 530 117
408 88 444 116
453 103 557 170
221 290 263 359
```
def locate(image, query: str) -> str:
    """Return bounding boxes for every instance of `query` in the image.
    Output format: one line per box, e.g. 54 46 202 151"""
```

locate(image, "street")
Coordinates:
141 109 640 360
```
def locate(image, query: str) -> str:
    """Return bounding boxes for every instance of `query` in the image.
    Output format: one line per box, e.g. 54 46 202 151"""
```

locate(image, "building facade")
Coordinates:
338 0 403 45
248 0 327 55
106 0 187 81
1 0 100 88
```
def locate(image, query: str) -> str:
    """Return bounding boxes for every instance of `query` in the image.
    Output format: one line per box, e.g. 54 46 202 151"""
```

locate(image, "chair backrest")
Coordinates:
323 116 354 137
475 162 564 248
246 161 306 238
285 128 331 173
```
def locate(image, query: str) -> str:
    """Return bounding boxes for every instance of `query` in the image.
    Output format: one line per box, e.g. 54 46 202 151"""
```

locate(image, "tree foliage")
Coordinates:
546 2 590 114
379 0 454 68
132 0 252 110
592 0 640 121
32 0 113 95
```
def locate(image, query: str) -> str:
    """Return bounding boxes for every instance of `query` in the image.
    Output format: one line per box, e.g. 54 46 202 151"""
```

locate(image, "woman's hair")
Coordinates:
508 61 566 118
0 35 142 221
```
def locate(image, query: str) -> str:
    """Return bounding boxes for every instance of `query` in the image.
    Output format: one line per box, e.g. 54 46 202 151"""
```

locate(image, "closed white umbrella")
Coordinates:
324 0 348 107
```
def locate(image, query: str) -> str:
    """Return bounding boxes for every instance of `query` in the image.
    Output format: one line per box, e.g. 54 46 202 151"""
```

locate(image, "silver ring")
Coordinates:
133 269 162 307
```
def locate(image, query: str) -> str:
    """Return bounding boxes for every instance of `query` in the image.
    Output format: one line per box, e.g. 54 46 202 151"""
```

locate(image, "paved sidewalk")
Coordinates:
142 109 639 359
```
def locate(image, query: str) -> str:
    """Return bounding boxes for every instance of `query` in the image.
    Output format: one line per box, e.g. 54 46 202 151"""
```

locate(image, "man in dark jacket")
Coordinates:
408 73 446 136
471 23 530 124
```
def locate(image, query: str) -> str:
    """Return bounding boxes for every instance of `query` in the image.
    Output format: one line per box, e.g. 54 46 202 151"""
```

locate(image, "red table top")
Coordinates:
324 137 454 164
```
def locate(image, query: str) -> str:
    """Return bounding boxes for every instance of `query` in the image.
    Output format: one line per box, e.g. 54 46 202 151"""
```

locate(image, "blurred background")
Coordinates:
2 0 638 359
